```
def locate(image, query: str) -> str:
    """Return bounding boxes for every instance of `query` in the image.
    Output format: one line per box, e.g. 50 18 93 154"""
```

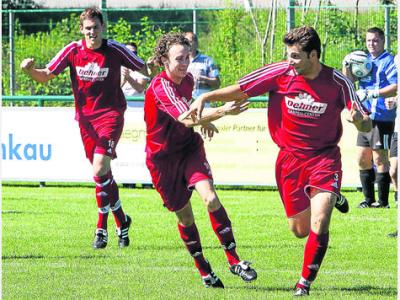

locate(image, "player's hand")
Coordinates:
385 96 397 110
20 58 35 73
342 52 364 69
121 67 129 79
223 99 250 115
146 56 158 77
182 95 207 121
201 122 219 141
356 89 379 102
348 102 372 132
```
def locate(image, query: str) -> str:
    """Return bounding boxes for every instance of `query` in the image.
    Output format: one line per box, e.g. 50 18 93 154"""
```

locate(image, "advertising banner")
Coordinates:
1 107 360 186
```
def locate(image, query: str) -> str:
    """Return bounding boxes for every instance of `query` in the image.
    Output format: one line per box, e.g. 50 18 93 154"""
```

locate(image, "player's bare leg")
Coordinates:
92 154 130 249
290 189 335 296
175 201 224 288
195 179 257 282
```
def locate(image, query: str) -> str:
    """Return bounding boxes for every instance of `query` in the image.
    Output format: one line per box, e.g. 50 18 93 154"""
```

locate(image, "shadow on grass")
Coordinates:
2 254 109 260
227 284 397 297
2 210 24 214
333 285 397 296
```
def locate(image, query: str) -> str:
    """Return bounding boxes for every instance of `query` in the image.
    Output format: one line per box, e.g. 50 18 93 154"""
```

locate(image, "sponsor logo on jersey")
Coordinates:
285 93 327 117
76 62 109 81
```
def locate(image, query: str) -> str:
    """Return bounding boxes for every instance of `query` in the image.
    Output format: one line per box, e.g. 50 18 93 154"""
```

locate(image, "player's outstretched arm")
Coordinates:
348 102 372 132
20 58 55 83
184 84 248 121
178 99 249 128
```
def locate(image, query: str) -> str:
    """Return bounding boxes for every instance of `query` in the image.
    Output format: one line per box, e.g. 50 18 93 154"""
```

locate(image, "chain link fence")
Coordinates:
1 4 397 102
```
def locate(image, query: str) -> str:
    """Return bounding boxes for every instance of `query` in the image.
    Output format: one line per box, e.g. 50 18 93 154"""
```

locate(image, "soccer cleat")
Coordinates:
370 202 390 209
335 193 349 213
116 214 132 248
294 282 310 297
202 271 224 288
93 228 108 249
229 260 257 282
357 200 374 208
387 231 398 238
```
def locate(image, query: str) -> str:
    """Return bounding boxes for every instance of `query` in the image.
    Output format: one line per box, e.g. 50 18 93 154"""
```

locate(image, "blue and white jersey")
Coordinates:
187 52 219 99
359 50 397 121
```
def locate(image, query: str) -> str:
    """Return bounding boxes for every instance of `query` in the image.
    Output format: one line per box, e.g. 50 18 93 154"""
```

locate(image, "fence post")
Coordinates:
101 0 108 37
9 10 15 96
287 0 295 32
192 7 197 34
384 5 390 53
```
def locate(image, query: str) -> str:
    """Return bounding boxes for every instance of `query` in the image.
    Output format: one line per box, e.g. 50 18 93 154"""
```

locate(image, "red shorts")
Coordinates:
275 148 342 218
79 111 124 163
146 146 213 212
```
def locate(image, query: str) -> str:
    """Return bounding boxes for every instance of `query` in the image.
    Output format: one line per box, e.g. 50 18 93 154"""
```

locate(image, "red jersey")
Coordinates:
47 39 144 121
239 62 368 154
144 71 202 159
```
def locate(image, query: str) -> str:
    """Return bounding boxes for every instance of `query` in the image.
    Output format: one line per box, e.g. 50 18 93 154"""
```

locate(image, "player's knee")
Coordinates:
203 193 220 211
291 228 309 239
389 166 397 180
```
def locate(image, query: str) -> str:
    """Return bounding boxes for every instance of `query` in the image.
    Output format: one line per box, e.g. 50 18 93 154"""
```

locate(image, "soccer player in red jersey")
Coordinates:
186 26 371 296
144 32 256 288
20 7 148 249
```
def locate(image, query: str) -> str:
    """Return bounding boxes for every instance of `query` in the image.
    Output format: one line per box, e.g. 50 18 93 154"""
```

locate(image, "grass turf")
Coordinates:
2 186 397 299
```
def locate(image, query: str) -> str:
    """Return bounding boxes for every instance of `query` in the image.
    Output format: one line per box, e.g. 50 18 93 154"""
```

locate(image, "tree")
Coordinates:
2 0 41 9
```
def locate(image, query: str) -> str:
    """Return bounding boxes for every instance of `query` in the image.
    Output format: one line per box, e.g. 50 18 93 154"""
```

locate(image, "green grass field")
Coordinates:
2 185 397 299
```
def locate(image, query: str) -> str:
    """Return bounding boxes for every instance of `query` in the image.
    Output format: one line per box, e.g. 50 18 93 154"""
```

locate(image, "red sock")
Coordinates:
94 171 125 228
301 230 329 282
209 206 240 265
178 223 211 276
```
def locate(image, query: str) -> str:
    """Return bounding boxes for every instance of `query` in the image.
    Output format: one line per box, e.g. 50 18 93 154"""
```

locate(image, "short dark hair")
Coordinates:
80 7 103 26
367 27 385 40
284 26 321 58
153 32 191 67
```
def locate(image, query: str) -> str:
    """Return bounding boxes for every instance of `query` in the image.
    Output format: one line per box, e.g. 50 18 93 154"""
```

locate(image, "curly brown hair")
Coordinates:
153 32 191 67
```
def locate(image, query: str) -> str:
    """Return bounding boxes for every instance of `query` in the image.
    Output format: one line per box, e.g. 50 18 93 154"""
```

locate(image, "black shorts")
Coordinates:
357 120 394 150
390 132 398 158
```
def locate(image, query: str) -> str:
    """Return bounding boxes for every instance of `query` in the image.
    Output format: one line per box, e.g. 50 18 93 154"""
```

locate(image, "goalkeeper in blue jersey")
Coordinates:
342 27 397 209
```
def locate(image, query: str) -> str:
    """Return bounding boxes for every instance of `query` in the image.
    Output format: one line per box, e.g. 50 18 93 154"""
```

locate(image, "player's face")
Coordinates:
80 17 104 49
286 44 313 75
164 44 190 83
366 32 384 58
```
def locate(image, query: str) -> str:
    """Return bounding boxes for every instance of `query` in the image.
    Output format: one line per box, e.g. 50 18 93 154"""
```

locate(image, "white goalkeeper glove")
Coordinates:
356 89 380 102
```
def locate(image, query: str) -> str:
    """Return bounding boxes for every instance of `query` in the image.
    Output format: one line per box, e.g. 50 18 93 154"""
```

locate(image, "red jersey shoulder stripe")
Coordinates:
47 40 82 72
333 69 369 115
160 78 187 114
150 77 187 120
238 61 290 86
108 40 144 70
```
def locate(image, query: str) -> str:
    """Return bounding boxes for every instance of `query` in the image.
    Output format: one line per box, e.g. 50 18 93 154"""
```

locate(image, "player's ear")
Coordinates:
161 57 169 67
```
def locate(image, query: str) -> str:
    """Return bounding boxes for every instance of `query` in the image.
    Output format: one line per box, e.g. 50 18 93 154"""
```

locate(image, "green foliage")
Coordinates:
2 5 397 106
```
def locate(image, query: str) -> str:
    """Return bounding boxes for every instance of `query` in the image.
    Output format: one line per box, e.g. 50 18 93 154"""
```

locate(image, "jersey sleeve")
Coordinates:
238 62 290 97
333 69 370 115
152 77 190 120
109 40 145 71
46 41 79 75
385 58 398 85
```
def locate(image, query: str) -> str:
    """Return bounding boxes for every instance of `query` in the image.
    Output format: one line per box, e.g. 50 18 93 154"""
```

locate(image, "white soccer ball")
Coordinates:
349 51 372 78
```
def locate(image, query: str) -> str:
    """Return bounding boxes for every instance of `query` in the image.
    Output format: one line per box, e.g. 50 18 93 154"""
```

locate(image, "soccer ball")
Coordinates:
349 51 372 78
